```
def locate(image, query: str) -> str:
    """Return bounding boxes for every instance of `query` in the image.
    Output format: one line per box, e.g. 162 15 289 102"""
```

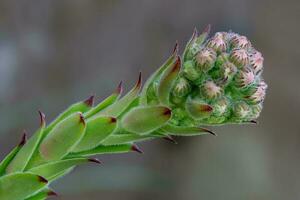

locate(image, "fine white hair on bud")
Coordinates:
207 32 227 53
172 77 191 98
245 80 267 104
201 80 223 99
230 35 251 49
249 50 264 75
234 67 255 88
233 101 251 119
195 47 217 72
229 48 249 67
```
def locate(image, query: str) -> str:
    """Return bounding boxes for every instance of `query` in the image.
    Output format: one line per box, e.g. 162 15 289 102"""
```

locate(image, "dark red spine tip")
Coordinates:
172 56 181 72
202 128 217 136
110 117 117 123
203 24 211 35
88 158 102 164
79 113 86 125
47 190 58 196
131 144 143 154
163 108 172 116
38 175 48 183
250 120 258 124
84 95 95 107
200 105 213 112
163 135 178 144
172 40 179 54
136 72 142 88
38 110 46 127
116 81 124 94
18 131 27 146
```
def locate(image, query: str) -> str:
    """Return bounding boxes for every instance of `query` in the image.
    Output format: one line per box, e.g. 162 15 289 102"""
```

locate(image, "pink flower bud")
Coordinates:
245 80 267 104
249 50 264 75
207 33 227 53
235 67 255 88
201 81 223 99
231 35 251 49
195 47 217 72
230 48 249 67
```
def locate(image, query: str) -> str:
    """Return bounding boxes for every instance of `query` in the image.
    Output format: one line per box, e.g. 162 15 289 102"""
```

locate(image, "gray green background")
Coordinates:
0 0 298 199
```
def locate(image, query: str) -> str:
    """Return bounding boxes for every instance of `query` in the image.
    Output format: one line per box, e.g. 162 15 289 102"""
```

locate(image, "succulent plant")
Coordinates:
0 25 267 200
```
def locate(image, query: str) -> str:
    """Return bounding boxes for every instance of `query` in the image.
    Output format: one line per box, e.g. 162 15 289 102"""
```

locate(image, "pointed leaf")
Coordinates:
100 73 142 117
183 27 198 61
121 106 172 135
84 82 123 118
140 43 178 105
185 97 213 120
40 112 86 161
29 158 95 181
68 144 136 157
161 124 215 136
72 116 117 152
7 113 46 173
0 133 26 176
24 188 57 200
44 97 93 138
0 172 48 200
157 56 181 105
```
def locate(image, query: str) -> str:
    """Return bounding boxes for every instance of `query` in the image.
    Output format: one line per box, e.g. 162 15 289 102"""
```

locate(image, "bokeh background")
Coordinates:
0 0 299 199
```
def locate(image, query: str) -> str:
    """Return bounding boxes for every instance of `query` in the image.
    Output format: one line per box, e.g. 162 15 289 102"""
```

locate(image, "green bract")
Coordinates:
0 26 267 199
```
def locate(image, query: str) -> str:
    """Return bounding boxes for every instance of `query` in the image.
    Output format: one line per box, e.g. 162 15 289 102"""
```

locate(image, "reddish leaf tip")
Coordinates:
172 40 179 54
162 108 172 116
200 104 213 112
109 117 117 123
131 144 143 154
88 158 102 164
250 120 258 124
136 72 142 88
163 135 178 144
201 127 217 136
47 190 58 196
116 81 124 94
84 95 95 107
38 110 46 127
173 56 181 72
18 131 27 146
79 113 86 125
37 175 48 183
203 24 211 34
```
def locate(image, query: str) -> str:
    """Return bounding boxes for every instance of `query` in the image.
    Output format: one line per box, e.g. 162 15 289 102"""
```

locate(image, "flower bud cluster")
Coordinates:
170 31 267 125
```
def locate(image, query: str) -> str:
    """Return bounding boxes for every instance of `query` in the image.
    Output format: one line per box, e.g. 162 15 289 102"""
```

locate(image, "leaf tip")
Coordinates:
109 117 117 123
163 135 178 144
131 144 143 154
162 107 172 117
88 158 102 165
203 24 211 35
250 120 258 124
136 71 142 89
201 127 217 136
37 175 48 184
38 110 46 127
79 113 86 125
18 130 27 146
84 95 95 107
173 40 179 55
47 190 58 196
116 81 124 94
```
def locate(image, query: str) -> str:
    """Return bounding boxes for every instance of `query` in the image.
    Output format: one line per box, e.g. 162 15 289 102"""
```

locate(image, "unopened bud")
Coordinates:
201 81 223 99
234 67 255 88
172 77 191 98
249 50 264 75
212 97 229 117
230 48 249 68
250 103 263 119
182 60 200 82
245 80 267 104
219 61 237 82
233 101 251 119
207 32 227 53
194 47 217 72
231 35 251 49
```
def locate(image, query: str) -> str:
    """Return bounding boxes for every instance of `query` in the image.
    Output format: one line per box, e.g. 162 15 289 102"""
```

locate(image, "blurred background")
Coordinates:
0 0 299 199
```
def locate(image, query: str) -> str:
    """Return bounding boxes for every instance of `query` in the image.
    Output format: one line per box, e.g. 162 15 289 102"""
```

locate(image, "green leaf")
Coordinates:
7 112 46 173
161 124 215 136
99 73 142 117
0 172 48 200
43 96 93 138
183 28 198 62
49 167 74 183
101 133 156 145
157 56 181 105
29 158 96 181
121 106 172 135
68 144 136 157
84 82 122 118
24 188 57 200
140 44 178 105
39 112 86 161
72 116 117 152
0 133 26 176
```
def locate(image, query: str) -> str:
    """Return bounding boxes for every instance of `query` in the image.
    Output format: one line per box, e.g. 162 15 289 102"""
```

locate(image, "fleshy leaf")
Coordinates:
0 133 26 176
84 82 123 118
39 112 86 161
121 106 172 135
68 144 138 157
157 56 181 105
29 158 97 181
7 112 46 173
183 27 198 61
72 116 117 152
140 43 178 105
101 133 156 145
0 172 48 200
100 73 142 117
161 124 215 136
